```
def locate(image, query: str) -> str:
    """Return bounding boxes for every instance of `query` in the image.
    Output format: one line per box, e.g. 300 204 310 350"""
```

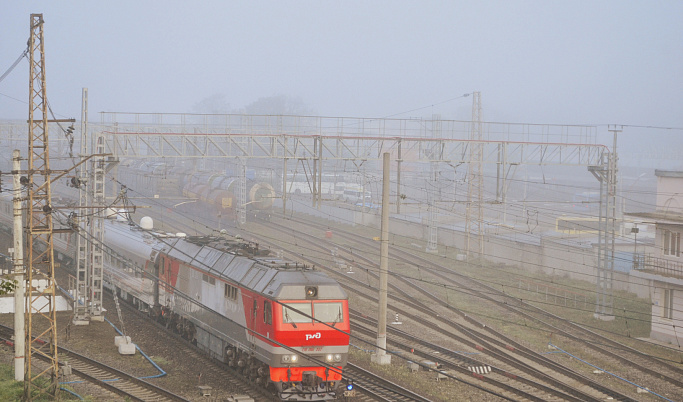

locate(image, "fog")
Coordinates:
1 1 682 166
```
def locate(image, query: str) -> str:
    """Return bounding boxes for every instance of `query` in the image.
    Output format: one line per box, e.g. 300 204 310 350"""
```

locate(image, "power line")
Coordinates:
0 46 28 85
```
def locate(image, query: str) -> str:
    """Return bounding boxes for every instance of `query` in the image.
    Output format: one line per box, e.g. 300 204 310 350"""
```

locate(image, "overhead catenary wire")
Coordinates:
67 167 683 379
107 169 667 319
50 196 513 400
0 45 28 85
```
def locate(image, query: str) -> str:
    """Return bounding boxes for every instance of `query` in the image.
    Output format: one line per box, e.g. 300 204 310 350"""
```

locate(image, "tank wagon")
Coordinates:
116 160 276 220
180 171 276 219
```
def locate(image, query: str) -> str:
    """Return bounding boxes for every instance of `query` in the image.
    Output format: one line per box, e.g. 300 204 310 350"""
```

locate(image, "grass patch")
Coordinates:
0 364 23 401
0 363 92 401
147 355 172 367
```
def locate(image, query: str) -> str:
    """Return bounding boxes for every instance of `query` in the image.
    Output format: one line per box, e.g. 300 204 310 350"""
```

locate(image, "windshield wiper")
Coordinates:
331 306 343 328
284 310 297 328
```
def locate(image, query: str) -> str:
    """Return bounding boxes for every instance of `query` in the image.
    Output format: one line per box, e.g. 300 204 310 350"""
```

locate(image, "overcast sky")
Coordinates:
1 2 682 144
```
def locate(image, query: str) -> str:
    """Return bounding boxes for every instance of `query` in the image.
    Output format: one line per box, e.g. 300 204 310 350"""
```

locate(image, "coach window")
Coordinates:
264 301 272 325
253 299 258 320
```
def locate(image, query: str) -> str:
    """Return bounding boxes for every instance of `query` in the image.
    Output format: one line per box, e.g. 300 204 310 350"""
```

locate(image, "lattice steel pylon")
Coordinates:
589 126 620 320
73 88 90 325
238 159 247 225
426 115 441 252
465 92 484 258
25 13 59 400
89 135 106 320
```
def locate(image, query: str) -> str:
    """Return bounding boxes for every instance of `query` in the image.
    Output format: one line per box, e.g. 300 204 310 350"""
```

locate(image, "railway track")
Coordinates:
136 205 444 401
0 324 189 401
389 243 683 392
350 312 583 402
144 205 634 400
260 212 683 399
345 362 433 401
110 292 278 401
252 217 639 401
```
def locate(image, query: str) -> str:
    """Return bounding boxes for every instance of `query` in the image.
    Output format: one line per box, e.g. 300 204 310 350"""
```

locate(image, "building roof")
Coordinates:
655 170 683 178
625 211 683 225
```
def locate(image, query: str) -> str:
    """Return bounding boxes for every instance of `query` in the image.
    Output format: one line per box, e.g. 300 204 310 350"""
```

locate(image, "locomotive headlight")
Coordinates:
334 354 342 362
325 354 334 362
305 286 318 299
281 354 299 363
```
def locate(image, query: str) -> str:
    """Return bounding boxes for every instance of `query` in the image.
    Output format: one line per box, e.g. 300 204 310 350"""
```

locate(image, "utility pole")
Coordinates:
395 140 402 214
590 125 620 320
89 135 106 321
371 152 391 365
465 92 483 259
238 159 247 225
282 152 288 215
426 116 441 253
74 88 90 325
25 13 59 399
312 137 318 208
12 150 25 381
317 137 322 209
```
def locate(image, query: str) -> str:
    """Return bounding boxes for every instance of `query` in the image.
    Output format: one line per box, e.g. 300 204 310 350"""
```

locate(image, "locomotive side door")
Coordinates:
250 297 258 347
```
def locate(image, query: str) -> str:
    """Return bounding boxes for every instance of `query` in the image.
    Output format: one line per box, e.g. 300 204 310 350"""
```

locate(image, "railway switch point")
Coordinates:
227 395 254 402
61 364 72 376
436 370 454 381
198 385 212 396
420 360 438 370
391 313 402 325
406 361 419 372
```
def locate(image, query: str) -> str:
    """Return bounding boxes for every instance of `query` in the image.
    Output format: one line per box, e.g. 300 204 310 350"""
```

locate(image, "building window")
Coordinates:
663 229 680 257
663 289 674 320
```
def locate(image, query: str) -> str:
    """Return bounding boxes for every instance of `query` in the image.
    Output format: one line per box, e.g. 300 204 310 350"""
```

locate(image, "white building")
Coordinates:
629 170 683 344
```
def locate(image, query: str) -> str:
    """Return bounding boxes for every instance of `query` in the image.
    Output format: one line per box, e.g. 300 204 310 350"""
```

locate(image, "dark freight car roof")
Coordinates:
157 238 346 300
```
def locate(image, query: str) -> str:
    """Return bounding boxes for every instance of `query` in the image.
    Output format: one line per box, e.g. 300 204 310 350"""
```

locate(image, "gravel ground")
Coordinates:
0 297 251 401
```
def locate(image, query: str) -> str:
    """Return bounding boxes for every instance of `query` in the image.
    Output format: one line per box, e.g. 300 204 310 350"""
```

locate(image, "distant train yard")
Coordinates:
0 109 677 402
0 134 678 400
78 178 674 401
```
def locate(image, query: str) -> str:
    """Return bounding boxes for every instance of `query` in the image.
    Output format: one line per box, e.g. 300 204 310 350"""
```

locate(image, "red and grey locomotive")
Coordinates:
103 217 350 400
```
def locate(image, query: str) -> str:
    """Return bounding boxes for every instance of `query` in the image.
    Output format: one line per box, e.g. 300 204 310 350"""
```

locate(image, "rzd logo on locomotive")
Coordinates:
305 332 321 341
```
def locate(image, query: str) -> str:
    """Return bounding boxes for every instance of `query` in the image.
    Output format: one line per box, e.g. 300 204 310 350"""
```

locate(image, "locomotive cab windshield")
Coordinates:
281 301 345 325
